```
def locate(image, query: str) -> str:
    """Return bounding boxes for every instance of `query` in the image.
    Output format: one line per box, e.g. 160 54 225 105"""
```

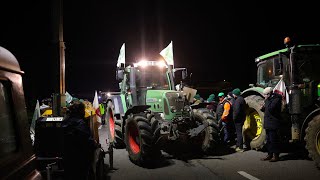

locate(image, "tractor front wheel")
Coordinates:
244 95 266 150
192 109 219 154
125 114 159 167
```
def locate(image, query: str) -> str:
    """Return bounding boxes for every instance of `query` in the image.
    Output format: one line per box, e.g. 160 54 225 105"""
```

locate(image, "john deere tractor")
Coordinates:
242 37 320 168
105 45 219 166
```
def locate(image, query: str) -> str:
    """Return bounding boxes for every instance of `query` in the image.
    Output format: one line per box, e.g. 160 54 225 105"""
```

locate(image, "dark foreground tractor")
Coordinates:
105 45 219 167
242 37 320 168
34 115 111 179
0 46 43 179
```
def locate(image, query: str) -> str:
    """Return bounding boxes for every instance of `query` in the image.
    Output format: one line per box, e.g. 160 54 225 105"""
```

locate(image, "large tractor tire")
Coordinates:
106 101 125 149
192 109 219 153
244 95 266 150
106 101 116 143
304 114 320 169
125 114 159 167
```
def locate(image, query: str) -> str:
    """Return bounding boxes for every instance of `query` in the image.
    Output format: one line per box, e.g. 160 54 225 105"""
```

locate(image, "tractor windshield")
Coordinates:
136 66 169 90
256 56 289 87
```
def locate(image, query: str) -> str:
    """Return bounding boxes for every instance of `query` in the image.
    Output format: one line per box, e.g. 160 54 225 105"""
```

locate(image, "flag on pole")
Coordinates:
93 90 102 123
117 43 125 68
30 100 40 146
273 77 289 104
160 41 174 68
65 91 73 104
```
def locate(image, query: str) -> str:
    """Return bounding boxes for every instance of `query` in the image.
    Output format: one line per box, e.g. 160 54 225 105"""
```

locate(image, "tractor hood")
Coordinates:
146 90 187 120
146 90 176 112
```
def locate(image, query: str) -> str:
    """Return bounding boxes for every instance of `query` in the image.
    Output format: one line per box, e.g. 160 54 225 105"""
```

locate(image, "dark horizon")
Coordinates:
1 1 320 109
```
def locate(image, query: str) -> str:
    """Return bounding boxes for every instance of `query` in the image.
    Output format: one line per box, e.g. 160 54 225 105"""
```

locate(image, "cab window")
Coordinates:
0 80 17 159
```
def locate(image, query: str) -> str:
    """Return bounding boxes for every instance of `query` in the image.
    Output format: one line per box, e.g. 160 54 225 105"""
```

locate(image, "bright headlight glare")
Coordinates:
157 61 167 68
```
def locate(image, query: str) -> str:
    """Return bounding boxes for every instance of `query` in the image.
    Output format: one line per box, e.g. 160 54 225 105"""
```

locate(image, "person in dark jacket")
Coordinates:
232 88 246 152
260 87 282 162
227 91 235 106
62 100 98 180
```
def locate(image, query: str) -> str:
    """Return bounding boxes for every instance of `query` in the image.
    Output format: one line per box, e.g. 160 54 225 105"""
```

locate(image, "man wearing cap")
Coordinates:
206 94 217 112
216 92 233 144
260 87 282 162
232 88 246 152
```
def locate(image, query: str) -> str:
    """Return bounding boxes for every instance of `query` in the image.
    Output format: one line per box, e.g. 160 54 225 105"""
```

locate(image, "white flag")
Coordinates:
65 91 73 104
160 41 174 67
30 100 40 146
273 77 289 104
92 91 101 123
117 43 125 68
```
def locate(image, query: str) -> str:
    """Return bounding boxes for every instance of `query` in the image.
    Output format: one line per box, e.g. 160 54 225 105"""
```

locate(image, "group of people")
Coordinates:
215 88 247 152
202 86 282 162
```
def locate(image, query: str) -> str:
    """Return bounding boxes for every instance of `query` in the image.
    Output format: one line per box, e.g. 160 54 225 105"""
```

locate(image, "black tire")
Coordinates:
124 114 159 166
304 114 320 169
192 109 219 153
244 95 266 150
114 117 126 148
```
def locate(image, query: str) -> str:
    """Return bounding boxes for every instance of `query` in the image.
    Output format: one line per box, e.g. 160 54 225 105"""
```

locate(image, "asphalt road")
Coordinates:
99 124 320 180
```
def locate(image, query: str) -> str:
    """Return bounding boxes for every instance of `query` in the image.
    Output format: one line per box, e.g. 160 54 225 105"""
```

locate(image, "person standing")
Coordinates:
260 87 282 162
227 91 235 106
232 88 246 152
62 100 98 180
216 92 233 144
227 91 236 143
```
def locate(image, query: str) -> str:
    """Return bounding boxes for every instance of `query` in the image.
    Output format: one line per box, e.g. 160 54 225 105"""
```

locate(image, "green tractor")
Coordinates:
242 37 320 168
105 44 219 166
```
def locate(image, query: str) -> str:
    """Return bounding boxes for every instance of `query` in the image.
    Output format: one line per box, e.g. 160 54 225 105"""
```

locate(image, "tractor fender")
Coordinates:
241 87 265 98
124 105 151 119
300 108 320 140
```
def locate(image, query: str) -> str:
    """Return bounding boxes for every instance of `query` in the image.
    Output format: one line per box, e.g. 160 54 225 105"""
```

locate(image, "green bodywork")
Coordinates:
146 90 183 121
146 90 169 113
242 87 264 96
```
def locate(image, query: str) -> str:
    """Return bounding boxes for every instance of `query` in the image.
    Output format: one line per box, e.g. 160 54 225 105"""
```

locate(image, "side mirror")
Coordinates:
116 69 124 81
182 70 188 80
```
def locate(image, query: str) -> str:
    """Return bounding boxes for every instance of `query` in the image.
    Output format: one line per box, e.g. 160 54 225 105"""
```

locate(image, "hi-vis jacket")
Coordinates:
216 98 232 122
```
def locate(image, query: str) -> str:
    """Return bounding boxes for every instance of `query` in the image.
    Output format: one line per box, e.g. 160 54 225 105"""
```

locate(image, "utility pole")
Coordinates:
52 0 66 116
58 0 66 110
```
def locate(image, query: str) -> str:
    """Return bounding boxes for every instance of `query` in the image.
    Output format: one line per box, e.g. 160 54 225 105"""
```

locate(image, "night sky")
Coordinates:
1 0 320 109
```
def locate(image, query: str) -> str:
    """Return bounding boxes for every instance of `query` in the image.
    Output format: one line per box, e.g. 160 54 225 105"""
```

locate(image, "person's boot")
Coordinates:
269 153 280 162
260 154 272 161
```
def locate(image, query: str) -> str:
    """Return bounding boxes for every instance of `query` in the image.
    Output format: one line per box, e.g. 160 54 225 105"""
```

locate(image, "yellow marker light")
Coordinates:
284 37 291 45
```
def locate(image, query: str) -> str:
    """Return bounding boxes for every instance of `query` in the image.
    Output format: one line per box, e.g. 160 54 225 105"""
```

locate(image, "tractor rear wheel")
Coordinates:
125 114 159 166
192 109 219 153
106 101 115 143
244 95 266 150
305 114 320 169
106 101 125 149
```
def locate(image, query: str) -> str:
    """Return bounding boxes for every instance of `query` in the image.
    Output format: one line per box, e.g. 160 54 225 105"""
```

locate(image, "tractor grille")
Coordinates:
165 92 185 112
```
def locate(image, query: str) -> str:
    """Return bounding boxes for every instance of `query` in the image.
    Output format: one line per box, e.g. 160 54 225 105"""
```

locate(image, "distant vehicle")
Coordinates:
0 46 42 179
242 37 320 168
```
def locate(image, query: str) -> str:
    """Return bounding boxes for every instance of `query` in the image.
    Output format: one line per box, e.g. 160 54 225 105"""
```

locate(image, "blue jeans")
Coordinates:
222 121 232 143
